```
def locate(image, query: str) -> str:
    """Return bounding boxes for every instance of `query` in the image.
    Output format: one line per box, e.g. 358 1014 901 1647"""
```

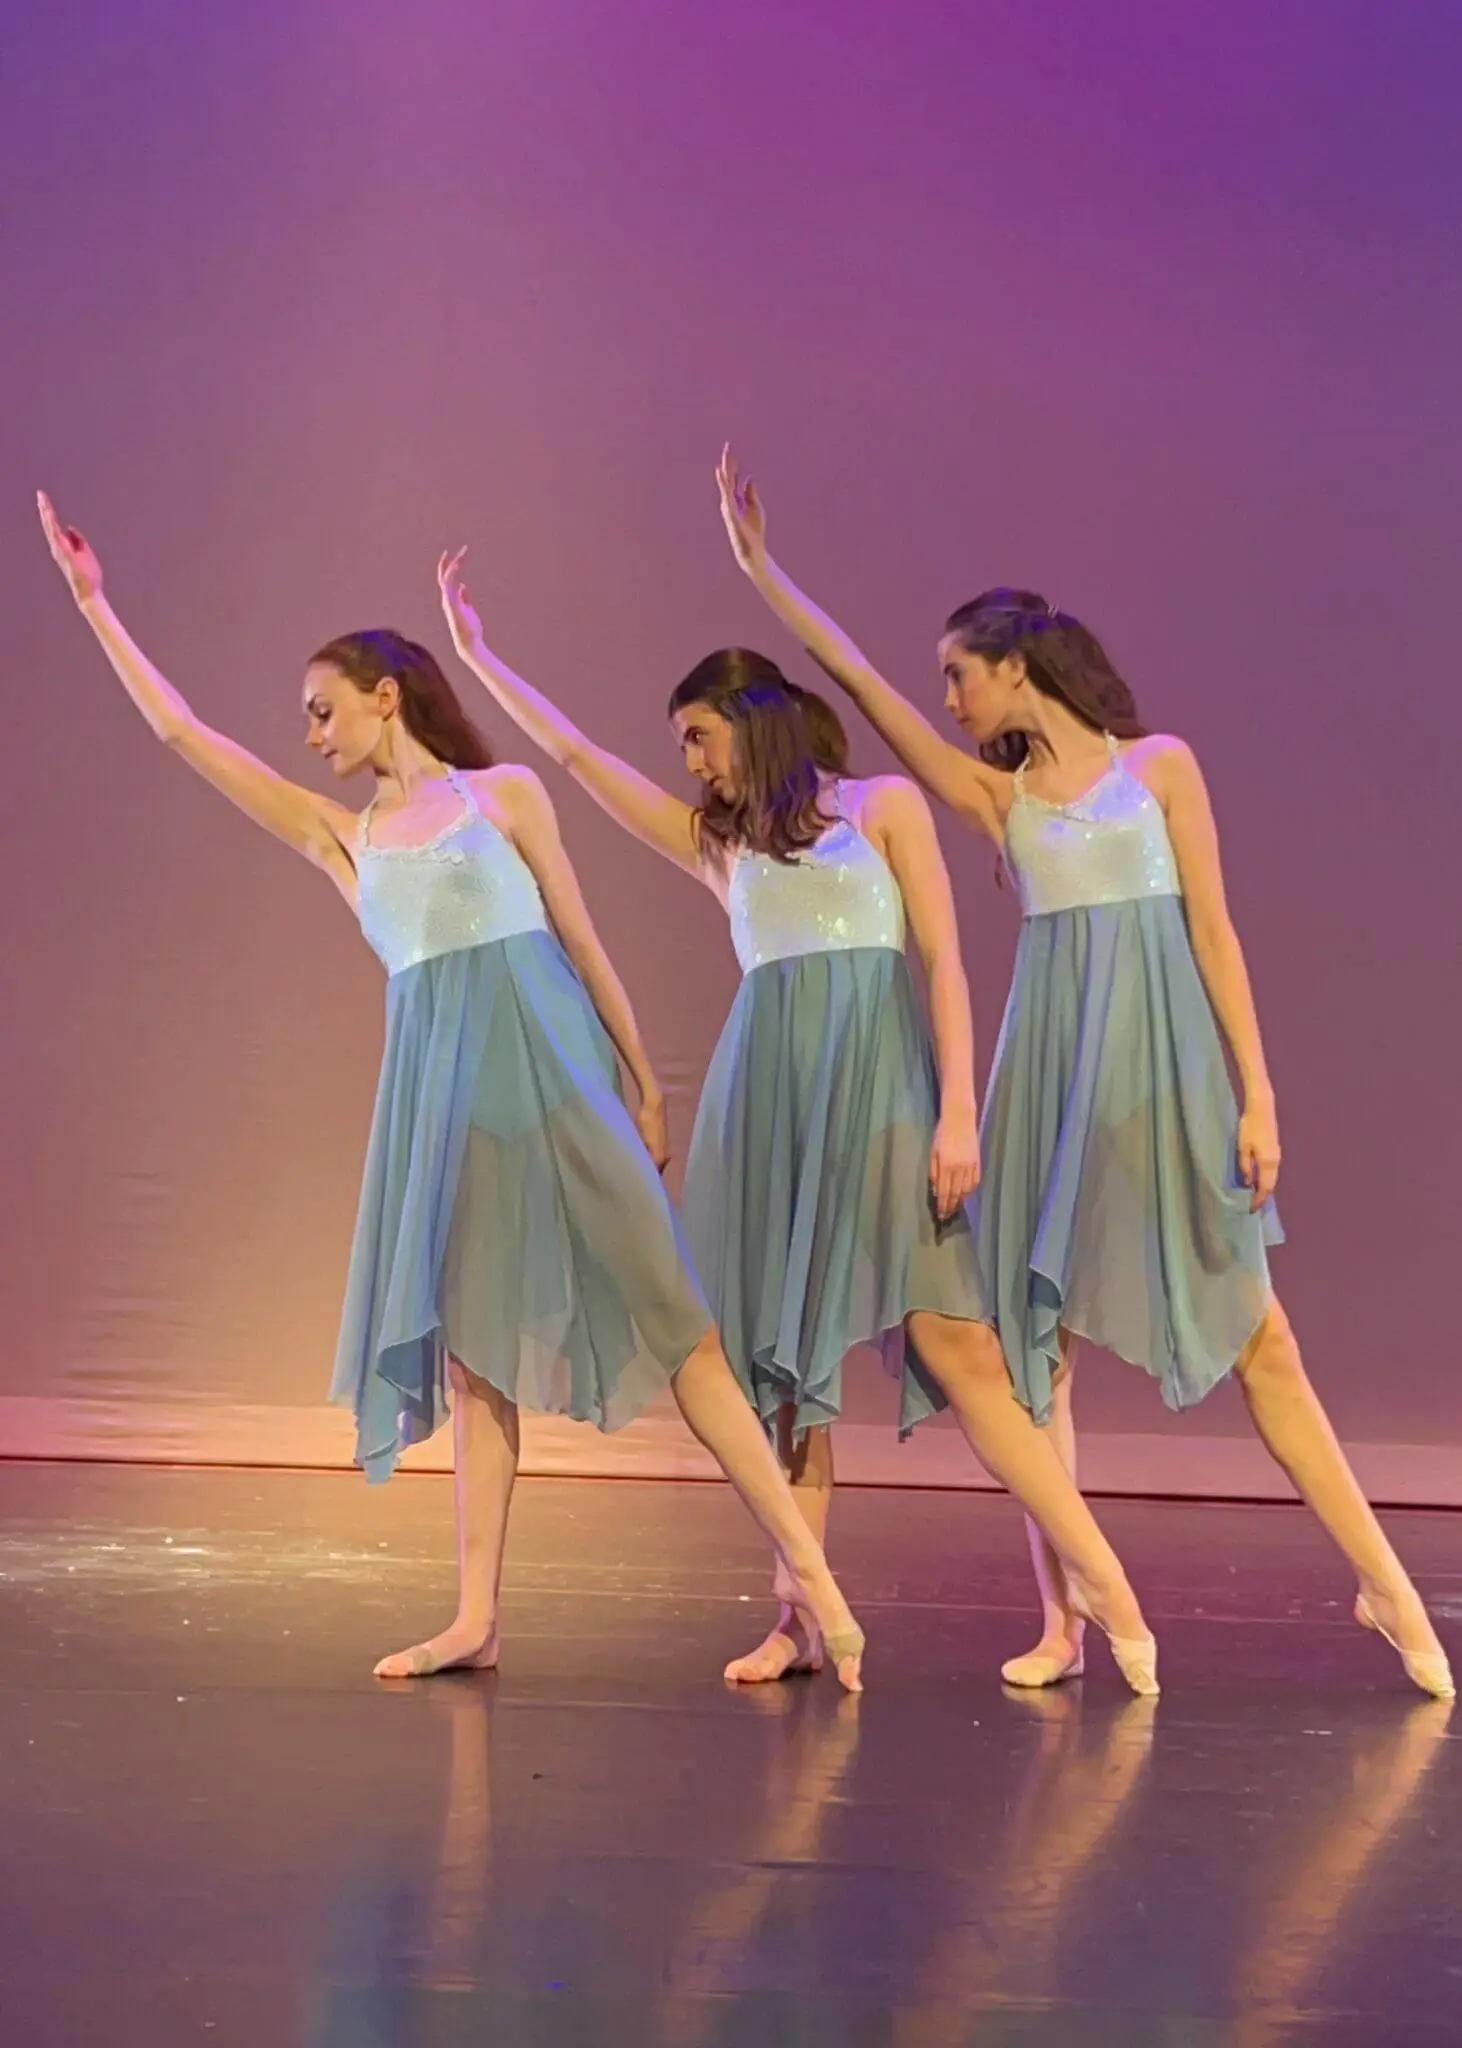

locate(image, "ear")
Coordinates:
375 675 403 720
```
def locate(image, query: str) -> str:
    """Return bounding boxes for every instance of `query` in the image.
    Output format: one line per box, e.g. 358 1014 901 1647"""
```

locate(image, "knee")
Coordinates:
672 1325 731 1402
909 1314 1010 1394
449 1357 516 1418
1234 1299 1304 1393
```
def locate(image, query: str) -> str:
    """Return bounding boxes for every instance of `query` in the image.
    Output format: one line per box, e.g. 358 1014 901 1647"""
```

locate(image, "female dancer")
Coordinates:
714 449 1453 1699
37 492 866 1688
435 548 1159 1692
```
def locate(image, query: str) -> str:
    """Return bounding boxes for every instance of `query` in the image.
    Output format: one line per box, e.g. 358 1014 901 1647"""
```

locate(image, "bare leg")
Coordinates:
906 1313 1154 1684
1235 1299 1450 1686
1002 1348 1088 1686
672 1333 863 1691
724 1414 834 1685
375 1359 519 1680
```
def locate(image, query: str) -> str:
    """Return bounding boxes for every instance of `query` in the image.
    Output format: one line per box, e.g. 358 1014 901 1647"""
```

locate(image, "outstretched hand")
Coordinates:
716 444 768 575
438 547 485 655
38 492 103 605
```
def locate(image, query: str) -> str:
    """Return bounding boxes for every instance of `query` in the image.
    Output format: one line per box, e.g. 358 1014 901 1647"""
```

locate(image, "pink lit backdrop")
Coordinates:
2 2 1459 1498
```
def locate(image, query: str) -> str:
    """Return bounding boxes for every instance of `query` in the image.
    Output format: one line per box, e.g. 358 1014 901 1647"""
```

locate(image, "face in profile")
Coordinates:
939 637 1023 744
672 700 739 802
302 664 394 777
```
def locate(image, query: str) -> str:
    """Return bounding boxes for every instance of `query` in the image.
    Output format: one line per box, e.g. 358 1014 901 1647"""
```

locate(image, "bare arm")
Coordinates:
1141 738 1280 1206
716 449 1008 842
38 494 355 885
865 777 982 1216
491 765 670 1166
438 550 702 880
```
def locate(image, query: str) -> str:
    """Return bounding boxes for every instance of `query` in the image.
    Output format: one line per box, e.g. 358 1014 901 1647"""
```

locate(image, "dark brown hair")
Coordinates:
943 588 1145 772
796 686 850 774
309 628 494 770
666 649 834 863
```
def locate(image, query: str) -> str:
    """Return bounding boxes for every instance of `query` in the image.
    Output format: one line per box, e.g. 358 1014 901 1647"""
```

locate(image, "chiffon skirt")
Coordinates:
682 945 990 1438
331 931 711 1482
979 896 1282 1424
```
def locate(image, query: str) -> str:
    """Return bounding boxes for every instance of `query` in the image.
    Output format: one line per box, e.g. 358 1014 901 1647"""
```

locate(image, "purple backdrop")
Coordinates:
2 1 1459 1495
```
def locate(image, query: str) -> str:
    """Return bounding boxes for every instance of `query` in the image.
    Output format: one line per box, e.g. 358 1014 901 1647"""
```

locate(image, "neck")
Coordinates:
371 724 449 804
1007 689 1108 772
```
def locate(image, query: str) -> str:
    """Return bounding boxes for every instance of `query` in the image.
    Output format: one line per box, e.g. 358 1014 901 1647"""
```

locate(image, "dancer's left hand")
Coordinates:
930 1104 981 1217
636 1093 671 1174
438 547 485 655
1238 1095 1281 1209
716 445 769 576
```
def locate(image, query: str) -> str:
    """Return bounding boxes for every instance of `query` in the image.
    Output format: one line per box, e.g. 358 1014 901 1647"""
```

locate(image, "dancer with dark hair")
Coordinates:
715 448 1451 1699
37 493 867 1689
436 547 1159 1693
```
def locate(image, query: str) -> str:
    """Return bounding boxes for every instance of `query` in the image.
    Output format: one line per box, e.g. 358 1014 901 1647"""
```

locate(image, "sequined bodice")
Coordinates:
356 769 548 975
1003 739 1181 918
727 806 905 973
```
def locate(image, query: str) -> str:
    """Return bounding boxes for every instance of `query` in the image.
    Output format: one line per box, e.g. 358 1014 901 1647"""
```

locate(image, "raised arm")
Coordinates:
488 764 670 1166
38 494 355 886
1139 738 1280 1209
864 777 982 1217
438 550 702 879
716 448 1007 842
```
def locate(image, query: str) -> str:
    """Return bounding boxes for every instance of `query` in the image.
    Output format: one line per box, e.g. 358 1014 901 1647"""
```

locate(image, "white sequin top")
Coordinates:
1003 736 1181 919
727 795 906 973
356 768 548 976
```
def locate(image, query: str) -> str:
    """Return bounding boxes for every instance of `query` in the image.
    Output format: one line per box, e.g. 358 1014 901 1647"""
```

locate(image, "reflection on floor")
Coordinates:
1 1462 1458 2046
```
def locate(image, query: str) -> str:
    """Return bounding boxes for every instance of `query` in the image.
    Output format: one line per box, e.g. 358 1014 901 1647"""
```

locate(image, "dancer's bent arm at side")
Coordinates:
714 449 1008 843
38 493 356 890
1135 737 1281 1209
862 776 982 1218
437 549 703 879
487 762 670 1167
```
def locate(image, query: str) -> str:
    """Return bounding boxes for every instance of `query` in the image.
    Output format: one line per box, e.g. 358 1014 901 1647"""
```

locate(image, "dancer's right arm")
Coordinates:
716 447 1009 844
39 496 356 884
438 550 704 879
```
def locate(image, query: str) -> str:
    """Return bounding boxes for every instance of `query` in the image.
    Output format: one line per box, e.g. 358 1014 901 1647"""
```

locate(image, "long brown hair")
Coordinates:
309 628 494 770
944 589 1145 772
796 685 850 774
667 649 834 863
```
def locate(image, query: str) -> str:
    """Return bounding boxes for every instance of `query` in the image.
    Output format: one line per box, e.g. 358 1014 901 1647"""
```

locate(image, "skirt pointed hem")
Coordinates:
332 931 711 1485
1017 1259 1280 1428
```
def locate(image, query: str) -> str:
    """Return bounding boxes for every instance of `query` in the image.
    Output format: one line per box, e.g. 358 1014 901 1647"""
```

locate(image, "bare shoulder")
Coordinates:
464 761 556 830
1121 732 1204 803
848 771 933 829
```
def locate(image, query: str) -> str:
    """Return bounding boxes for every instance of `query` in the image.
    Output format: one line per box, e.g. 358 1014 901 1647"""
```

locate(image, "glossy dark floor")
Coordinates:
1 1463 1459 2047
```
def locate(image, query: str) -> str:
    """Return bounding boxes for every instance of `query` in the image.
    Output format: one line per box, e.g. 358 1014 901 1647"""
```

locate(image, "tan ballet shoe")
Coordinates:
1355 1595 1455 1701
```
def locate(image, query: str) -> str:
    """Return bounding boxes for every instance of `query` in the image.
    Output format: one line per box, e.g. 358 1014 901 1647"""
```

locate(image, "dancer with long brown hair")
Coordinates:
714 446 1451 1699
38 492 866 1688
435 546 1160 1693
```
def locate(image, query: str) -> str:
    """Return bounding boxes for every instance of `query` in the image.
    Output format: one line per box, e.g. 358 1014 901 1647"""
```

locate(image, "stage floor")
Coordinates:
1 1462 1458 2046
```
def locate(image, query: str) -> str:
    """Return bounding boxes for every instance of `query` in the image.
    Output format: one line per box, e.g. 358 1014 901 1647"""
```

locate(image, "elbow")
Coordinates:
923 944 967 992
1185 904 1236 962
